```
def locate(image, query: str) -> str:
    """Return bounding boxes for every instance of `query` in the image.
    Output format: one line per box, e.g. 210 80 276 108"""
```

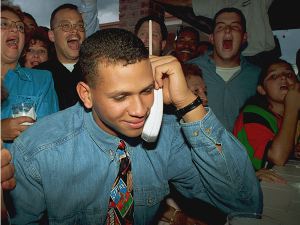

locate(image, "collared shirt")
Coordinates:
9 103 262 225
1 64 59 148
189 52 260 131
35 59 82 110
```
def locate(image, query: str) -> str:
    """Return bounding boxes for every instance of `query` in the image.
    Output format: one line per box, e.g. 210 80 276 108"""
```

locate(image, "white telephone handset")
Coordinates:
141 88 163 142
141 20 163 142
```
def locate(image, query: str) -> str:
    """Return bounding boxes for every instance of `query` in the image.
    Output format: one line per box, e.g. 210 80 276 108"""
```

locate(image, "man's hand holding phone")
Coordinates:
150 56 206 122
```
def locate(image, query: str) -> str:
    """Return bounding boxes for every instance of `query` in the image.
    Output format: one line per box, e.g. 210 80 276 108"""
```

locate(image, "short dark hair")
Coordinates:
50 4 78 29
182 63 203 78
79 28 149 87
134 15 168 41
23 12 37 26
177 26 200 43
212 7 246 33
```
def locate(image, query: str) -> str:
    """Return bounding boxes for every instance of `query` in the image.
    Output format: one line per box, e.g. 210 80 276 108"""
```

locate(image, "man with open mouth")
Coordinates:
34 3 86 110
189 7 261 132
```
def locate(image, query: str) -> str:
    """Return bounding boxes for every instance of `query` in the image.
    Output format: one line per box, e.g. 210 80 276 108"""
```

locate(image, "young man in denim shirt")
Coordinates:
9 28 262 224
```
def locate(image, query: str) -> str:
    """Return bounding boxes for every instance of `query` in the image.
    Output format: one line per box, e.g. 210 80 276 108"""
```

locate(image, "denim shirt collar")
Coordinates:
6 64 32 82
83 108 121 156
83 105 143 156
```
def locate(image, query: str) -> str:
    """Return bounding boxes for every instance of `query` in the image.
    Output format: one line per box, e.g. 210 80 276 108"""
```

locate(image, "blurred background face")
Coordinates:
1 10 25 65
23 14 37 37
174 30 199 62
185 74 207 105
210 12 246 65
262 62 298 103
24 39 48 68
136 21 166 56
49 8 85 63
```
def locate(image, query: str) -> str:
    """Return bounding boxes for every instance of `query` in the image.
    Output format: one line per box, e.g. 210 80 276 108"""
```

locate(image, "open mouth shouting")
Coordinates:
6 35 19 49
67 35 81 50
223 39 233 50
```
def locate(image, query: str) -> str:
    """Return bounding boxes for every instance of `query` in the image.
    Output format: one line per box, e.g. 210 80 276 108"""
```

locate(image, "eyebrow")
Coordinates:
216 21 241 26
108 83 155 97
0 17 22 22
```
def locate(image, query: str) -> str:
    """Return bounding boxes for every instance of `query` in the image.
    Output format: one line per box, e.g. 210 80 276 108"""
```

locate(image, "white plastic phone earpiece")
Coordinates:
141 88 163 142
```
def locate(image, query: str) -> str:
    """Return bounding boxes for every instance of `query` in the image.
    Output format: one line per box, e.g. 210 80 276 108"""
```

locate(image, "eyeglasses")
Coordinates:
27 48 48 56
52 22 85 32
0 18 25 33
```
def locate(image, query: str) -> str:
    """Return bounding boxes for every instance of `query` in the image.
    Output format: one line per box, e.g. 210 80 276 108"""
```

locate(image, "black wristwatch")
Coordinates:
175 96 202 118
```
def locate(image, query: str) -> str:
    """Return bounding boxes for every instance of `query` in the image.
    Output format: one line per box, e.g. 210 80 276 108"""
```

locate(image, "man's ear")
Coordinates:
242 32 248 45
161 40 167 51
208 34 214 45
48 30 55 43
76 81 93 109
257 85 266 95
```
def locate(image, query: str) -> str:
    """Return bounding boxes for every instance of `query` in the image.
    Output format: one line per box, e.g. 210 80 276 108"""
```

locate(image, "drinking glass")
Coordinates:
11 102 36 125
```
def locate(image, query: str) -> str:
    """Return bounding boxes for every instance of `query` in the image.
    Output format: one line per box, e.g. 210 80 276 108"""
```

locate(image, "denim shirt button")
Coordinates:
205 127 212 134
147 198 153 204
109 149 114 160
192 130 199 136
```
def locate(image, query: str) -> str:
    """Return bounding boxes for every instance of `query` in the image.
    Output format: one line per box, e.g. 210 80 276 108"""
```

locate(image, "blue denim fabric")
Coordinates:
189 53 260 131
9 103 262 225
1 64 59 148
79 0 99 37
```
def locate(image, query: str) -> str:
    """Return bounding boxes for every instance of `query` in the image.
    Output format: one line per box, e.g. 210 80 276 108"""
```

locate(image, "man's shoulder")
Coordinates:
35 59 62 71
19 67 53 83
241 57 261 73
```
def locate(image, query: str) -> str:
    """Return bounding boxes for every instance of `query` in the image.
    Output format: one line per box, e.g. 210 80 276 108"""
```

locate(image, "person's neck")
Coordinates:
56 54 78 65
1 62 17 79
211 53 241 68
269 101 284 117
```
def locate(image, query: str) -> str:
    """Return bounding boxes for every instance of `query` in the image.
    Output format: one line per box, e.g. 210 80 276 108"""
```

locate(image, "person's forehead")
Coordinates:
1 10 21 21
140 21 161 32
29 40 47 47
179 31 197 39
96 60 153 85
54 8 82 22
216 12 241 23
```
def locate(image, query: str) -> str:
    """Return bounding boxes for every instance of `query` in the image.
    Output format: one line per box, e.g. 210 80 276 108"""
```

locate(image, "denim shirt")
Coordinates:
9 103 262 225
189 53 260 131
1 65 59 148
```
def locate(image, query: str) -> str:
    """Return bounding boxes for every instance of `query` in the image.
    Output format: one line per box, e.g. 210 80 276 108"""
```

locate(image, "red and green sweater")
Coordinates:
233 105 282 171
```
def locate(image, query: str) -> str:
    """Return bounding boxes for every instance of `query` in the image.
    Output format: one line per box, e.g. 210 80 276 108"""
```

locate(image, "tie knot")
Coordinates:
118 140 126 150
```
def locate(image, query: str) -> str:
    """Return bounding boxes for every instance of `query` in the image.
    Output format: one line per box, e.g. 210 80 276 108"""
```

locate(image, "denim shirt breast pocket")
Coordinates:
134 183 169 224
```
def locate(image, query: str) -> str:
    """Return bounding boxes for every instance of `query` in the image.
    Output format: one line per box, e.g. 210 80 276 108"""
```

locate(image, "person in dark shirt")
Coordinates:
35 4 86 110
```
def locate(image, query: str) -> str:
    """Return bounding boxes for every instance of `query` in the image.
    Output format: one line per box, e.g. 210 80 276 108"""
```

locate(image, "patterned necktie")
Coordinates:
106 140 134 225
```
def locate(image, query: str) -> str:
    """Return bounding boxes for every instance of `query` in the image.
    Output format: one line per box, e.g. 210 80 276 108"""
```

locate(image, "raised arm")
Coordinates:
268 82 300 165
79 0 99 37
151 55 262 214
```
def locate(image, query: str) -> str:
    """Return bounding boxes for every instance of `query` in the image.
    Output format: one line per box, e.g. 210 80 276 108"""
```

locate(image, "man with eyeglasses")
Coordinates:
35 4 86 110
